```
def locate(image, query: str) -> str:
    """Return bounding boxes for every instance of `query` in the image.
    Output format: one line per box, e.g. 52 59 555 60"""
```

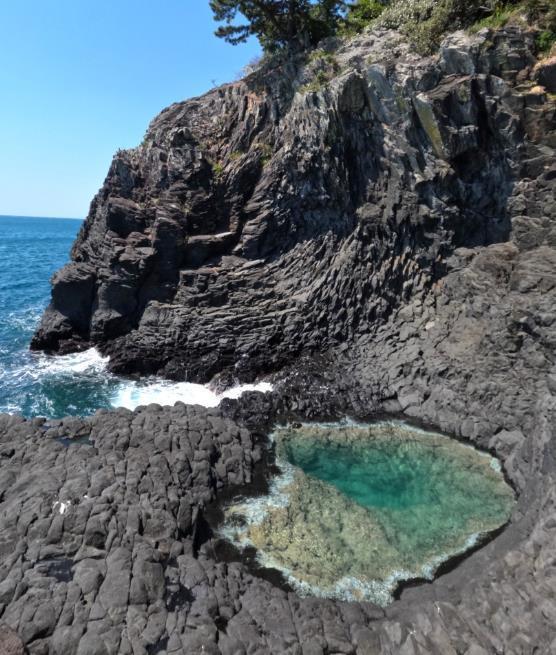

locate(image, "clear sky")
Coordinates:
0 1 260 219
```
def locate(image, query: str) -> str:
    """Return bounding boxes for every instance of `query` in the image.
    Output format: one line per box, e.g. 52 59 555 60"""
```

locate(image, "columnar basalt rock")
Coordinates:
14 22 556 654
0 381 554 654
33 27 551 383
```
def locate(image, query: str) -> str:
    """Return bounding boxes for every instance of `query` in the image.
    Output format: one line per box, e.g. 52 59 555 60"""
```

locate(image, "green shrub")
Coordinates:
469 4 517 32
212 161 224 178
536 29 556 52
345 0 386 33
301 69 332 93
526 0 556 51
300 48 340 94
376 0 495 53
374 0 555 55
255 143 273 166
308 48 339 67
469 1 556 52
217 0 556 59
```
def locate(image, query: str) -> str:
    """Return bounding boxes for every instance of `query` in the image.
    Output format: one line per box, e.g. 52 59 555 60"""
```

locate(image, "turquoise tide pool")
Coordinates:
221 422 515 605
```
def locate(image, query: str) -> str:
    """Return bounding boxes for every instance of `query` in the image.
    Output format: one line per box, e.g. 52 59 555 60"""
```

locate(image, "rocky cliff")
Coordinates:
6 22 556 654
32 27 554 385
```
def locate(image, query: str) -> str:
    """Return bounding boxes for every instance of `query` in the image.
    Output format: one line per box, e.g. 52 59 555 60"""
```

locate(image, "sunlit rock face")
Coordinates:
221 422 516 605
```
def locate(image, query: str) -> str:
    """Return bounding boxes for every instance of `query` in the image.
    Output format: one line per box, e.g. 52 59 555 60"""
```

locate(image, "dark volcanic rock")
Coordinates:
17 22 556 655
33 27 550 384
0 382 554 654
0 406 265 654
533 54 556 94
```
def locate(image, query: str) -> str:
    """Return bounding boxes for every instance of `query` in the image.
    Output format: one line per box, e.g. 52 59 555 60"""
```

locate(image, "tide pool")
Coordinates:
220 421 515 605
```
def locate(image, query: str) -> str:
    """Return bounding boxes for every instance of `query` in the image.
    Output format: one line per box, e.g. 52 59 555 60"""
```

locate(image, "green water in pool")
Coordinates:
221 422 516 604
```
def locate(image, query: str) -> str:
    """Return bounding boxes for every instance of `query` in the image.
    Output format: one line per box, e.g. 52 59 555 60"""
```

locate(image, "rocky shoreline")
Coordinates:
2 21 555 655
0 381 554 654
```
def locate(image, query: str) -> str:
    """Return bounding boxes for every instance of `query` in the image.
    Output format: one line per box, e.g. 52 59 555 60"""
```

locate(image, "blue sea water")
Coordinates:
0 215 271 418
0 215 116 416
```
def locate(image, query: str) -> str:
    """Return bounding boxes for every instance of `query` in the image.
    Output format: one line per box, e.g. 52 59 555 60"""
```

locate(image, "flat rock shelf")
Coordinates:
219 422 516 605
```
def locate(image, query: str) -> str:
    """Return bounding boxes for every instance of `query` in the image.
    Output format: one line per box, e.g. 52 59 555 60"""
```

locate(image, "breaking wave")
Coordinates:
0 217 273 418
0 345 272 418
112 376 273 410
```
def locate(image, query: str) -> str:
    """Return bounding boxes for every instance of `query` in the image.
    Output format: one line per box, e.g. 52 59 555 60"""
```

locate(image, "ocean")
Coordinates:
0 215 270 418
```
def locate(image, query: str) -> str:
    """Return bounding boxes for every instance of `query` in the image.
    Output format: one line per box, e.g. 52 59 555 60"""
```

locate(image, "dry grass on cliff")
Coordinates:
346 0 555 55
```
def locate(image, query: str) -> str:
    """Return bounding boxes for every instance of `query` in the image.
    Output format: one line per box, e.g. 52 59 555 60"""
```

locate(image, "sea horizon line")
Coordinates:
0 213 84 221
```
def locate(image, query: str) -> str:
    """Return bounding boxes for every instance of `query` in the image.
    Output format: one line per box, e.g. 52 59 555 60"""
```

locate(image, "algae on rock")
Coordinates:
222 422 516 604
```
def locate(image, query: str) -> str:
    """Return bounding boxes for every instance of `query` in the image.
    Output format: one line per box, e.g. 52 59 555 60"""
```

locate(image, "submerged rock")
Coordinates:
222 422 515 604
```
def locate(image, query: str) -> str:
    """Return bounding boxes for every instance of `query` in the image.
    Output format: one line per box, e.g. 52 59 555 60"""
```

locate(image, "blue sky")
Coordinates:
0 1 260 218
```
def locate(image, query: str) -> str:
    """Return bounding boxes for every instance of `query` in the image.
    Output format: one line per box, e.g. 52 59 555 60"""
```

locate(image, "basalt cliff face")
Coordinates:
5 23 555 655
32 27 554 384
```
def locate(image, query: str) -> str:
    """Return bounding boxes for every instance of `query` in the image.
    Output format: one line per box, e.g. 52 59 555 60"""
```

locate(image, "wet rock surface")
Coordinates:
0 376 554 654
10 22 556 655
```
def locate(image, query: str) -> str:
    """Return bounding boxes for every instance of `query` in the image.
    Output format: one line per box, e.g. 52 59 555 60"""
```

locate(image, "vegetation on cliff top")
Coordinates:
209 0 346 52
470 1 555 52
210 0 556 55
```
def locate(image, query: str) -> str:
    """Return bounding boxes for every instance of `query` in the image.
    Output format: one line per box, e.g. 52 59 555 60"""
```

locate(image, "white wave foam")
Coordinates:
1 347 109 395
111 380 273 410
15 347 110 381
113 381 221 409
4 345 273 414
35 348 109 375
4 306 44 331
220 382 273 400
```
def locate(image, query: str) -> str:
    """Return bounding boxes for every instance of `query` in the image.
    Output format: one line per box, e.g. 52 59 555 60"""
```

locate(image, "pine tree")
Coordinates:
344 0 384 33
209 0 346 53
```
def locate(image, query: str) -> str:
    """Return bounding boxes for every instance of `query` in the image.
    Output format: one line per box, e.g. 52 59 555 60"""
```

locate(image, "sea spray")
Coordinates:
1 217 275 417
2 340 273 417
113 378 273 410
